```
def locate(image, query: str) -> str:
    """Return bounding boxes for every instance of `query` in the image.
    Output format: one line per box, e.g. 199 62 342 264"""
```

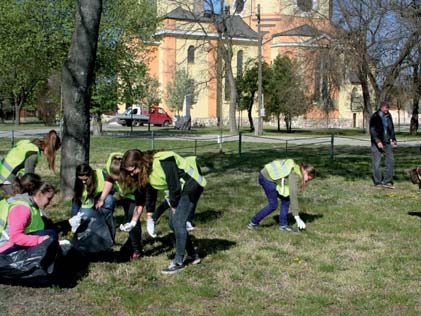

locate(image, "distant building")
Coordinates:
127 0 383 128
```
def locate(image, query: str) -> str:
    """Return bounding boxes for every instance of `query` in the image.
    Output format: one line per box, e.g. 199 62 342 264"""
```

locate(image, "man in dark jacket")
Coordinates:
369 101 397 188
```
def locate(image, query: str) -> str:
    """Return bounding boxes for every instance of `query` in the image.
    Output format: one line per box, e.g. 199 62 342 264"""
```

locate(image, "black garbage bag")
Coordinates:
71 211 113 253
0 238 59 282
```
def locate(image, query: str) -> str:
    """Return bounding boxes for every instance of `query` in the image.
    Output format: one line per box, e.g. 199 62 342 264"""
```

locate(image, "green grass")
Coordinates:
0 135 421 316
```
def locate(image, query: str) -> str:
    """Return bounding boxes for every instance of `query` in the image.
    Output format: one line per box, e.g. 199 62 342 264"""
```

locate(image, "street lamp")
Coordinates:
255 4 263 136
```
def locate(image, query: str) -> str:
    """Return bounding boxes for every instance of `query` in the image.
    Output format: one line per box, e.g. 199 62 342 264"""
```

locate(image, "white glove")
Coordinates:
69 212 83 233
146 218 157 238
294 215 306 230
59 239 72 255
120 220 137 232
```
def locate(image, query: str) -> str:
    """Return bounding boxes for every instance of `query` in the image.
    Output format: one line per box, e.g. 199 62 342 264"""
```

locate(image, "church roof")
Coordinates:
164 7 259 40
273 24 323 38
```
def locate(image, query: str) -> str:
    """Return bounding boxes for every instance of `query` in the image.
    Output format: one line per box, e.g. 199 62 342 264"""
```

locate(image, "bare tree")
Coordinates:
60 0 102 199
157 0 257 134
333 0 418 130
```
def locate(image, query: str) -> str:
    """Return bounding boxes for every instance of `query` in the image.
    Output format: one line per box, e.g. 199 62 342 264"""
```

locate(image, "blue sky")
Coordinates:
204 0 222 14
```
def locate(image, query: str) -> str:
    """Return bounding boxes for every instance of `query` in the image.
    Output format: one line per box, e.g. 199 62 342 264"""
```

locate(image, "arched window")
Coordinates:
187 46 195 64
237 50 243 79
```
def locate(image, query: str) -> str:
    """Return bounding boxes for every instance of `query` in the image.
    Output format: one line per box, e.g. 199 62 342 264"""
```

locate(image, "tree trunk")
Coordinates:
224 49 238 135
277 114 280 132
13 94 23 126
358 66 372 133
247 91 255 132
285 116 292 133
410 49 420 135
92 113 102 136
216 44 223 127
60 0 102 199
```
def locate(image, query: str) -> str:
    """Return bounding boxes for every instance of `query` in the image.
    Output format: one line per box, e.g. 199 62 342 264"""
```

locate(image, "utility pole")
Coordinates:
255 4 263 136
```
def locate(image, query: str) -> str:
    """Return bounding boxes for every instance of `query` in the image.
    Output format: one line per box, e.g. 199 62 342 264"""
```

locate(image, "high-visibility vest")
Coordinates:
0 140 41 184
105 152 135 200
0 199 10 235
149 151 206 191
81 169 106 208
184 156 207 188
263 159 302 196
0 198 45 248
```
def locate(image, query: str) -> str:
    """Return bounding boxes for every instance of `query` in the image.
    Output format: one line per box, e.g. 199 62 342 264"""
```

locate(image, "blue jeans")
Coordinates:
71 194 115 218
251 173 290 227
168 181 201 264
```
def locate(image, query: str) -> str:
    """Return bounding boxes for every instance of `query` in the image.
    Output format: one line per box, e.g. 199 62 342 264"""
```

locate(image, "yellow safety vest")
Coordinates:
81 169 106 208
149 151 206 191
105 152 135 200
4 199 44 234
0 140 41 183
264 159 302 196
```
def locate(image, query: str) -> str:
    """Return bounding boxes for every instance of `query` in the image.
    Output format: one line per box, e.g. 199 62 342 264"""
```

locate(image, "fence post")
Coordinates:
151 131 155 150
11 130 14 147
218 130 223 153
285 140 288 157
238 132 242 157
330 134 334 160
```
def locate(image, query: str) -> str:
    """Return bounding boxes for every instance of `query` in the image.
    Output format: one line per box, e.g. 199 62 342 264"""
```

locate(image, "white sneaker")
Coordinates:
186 221 195 231
146 218 157 238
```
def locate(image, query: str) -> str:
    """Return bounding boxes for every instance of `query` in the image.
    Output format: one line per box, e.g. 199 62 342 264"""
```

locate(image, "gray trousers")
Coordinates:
371 143 394 185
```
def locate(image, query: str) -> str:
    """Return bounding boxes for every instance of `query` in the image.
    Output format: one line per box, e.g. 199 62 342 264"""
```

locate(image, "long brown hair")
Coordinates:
120 149 155 190
109 155 122 179
299 163 316 192
11 173 42 195
32 130 61 170
74 163 97 202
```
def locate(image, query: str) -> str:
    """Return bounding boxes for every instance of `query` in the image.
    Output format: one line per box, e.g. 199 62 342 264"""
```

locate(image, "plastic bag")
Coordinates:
0 238 59 281
71 211 113 253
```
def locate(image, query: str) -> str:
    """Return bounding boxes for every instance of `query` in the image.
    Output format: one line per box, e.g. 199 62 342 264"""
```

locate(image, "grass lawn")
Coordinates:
0 135 420 316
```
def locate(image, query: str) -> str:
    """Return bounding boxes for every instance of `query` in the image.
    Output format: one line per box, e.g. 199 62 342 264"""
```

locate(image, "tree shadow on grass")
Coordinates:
191 236 236 259
194 209 224 224
408 212 421 218
142 232 236 261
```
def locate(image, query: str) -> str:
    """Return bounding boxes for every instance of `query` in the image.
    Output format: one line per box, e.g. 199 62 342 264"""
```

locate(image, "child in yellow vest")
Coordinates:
248 159 315 232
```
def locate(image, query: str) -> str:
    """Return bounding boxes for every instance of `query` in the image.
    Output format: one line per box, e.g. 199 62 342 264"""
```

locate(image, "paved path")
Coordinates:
0 126 419 147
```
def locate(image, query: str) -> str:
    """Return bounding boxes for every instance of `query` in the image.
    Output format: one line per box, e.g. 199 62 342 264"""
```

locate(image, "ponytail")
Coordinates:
39 130 61 170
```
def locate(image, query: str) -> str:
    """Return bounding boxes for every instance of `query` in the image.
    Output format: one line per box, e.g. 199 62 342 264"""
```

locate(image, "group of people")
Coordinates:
0 101 418 283
0 134 208 279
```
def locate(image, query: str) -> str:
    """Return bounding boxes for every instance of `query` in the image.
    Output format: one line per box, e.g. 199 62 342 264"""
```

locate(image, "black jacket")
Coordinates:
369 110 396 145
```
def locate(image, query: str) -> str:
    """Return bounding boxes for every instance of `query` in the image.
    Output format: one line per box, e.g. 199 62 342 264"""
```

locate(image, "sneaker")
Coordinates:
184 253 201 265
383 183 395 189
279 225 295 232
161 261 185 274
247 221 259 230
374 184 383 188
186 221 195 231
131 251 142 260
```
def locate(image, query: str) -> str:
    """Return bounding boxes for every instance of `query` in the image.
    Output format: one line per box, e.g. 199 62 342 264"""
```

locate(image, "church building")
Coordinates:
134 0 368 128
